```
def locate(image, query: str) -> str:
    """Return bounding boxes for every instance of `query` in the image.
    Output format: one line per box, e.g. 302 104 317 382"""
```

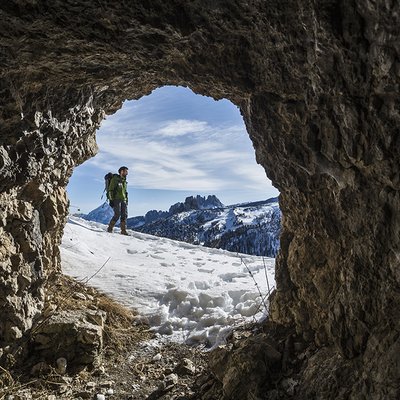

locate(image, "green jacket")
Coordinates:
108 175 128 202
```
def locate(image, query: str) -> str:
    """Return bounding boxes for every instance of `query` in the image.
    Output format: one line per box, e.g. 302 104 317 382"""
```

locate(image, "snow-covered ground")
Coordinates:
61 217 275 347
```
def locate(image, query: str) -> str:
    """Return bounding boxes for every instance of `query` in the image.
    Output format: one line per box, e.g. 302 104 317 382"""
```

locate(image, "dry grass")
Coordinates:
46 273 154 354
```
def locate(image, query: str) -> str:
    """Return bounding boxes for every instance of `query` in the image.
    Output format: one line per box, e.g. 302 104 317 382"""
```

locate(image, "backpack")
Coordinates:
102 172 119 200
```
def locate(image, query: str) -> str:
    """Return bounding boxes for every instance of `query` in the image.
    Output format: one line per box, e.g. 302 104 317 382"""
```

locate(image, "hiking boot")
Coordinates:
120 221 129 236
107 220 116 233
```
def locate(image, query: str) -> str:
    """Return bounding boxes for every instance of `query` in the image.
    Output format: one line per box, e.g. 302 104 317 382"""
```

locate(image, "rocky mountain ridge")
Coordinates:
81 195 281 257
168 194 224 214
132 197 281 257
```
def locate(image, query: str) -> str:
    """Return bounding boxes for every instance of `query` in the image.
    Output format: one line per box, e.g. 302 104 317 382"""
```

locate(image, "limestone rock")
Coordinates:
32 310 106 368
56 357 67 374
175 358 196 375
209 334 281 400
160 373 179 391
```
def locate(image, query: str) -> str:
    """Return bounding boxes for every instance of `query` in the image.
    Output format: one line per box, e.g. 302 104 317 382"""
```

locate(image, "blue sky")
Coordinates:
67 86 279 216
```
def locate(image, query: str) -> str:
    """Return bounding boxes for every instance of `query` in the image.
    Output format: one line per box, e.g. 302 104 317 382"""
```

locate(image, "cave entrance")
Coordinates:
63 85 279 347
67 85 278 217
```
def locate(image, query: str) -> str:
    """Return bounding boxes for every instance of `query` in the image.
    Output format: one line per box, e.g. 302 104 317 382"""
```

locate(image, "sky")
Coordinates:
67 86 279 216
62 216 275 347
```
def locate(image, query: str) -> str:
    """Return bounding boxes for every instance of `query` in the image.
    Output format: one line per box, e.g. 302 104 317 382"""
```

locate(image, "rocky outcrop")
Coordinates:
209 333 282 399
32 309 106 368
144 209 169 224
169 195 224 215
0 1 399 398
0 186 70 343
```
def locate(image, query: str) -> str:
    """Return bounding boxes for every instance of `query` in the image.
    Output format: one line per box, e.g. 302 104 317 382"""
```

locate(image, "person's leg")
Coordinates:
120 201 128 235
107 200 121 232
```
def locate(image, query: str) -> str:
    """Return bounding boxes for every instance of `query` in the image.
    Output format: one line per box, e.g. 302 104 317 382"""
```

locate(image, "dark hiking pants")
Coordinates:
110 200 127 224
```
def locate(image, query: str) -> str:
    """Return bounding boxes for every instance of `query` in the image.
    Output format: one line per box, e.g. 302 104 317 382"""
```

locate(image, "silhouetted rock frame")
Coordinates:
0 1 399 398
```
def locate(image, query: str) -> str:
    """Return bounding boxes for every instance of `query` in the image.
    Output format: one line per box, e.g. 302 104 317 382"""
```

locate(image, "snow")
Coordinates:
61 216 275 348
200 202 279 237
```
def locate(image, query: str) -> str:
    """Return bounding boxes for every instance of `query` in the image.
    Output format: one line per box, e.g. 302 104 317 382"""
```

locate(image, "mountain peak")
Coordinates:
82 202 114 225
169 195 224 215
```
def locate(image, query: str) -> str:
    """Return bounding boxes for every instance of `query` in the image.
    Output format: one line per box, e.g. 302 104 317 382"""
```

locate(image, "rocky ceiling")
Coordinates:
0 1 399 398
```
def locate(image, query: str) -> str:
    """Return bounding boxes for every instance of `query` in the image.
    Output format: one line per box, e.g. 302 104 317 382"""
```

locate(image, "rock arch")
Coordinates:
1 1 399 397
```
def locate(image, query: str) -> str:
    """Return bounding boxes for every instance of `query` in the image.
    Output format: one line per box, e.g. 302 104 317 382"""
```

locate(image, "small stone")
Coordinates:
164 373 179 389
47 395 57 400
96 394 106 400
152 353 162 361
60 376 73 384
175 358 196 375
105 348 115 357
106 388 114 395
56 357 67 374
10 326 22 339
93 365 106 376
87 310 107 327
58 384 69 394
86 381 97 388
73 292 87 301
131 383 140 391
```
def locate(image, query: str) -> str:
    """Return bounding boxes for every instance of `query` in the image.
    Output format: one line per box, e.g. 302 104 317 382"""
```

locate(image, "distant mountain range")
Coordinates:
81 195 281 257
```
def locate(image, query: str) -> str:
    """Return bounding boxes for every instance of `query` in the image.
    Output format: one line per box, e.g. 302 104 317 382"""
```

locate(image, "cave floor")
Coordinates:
0 275 212 400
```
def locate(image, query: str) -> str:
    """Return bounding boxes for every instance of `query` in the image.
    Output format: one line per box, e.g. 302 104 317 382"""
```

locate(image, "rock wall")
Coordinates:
0 0 399 397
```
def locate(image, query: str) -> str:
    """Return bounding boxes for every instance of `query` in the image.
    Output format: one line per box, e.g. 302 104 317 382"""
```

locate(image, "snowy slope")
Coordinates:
61 217 275 347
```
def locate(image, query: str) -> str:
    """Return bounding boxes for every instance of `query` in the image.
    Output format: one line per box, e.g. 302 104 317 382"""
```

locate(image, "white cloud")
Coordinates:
90 100 269 193
156 119 209 137
89 133 254 192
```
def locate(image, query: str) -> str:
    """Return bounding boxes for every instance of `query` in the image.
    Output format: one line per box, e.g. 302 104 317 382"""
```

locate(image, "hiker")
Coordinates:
107 166 129 235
